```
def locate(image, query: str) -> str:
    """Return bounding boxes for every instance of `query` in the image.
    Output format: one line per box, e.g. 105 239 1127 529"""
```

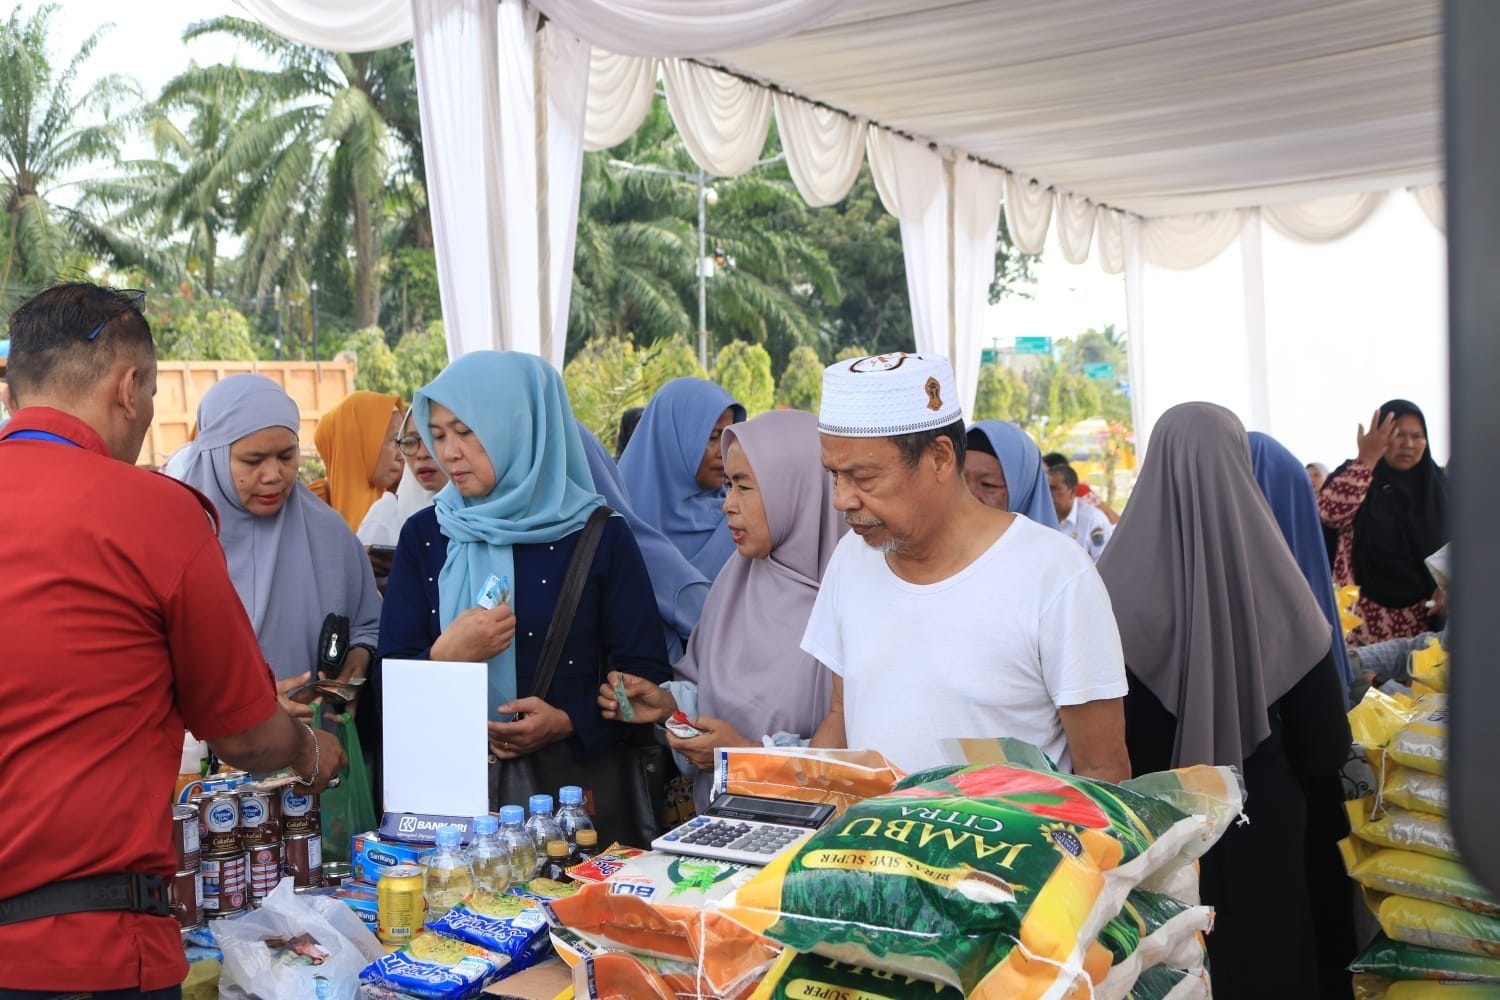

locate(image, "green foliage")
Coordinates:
834 344 870 363
1023 360 1102 450
973 363 1028 423
341 326 402 397
777 345 824 413
384 247 441 333
146 295 256 360
712 340 774 417
393 318 448 401
564 334 706 444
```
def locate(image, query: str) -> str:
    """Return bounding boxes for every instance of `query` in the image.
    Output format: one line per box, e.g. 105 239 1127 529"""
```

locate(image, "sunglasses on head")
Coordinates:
85 290 148 342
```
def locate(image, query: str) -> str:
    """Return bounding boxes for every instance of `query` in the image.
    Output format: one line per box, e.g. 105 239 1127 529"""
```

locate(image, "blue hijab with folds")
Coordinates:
969 420 1059 528
1248 431 1356 685
577 420 709 659
618 378 745 580
413 352 604 719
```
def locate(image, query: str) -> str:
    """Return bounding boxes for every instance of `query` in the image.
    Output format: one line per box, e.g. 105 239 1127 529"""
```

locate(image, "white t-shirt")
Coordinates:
801 514 1127 775
1058 498 1113 562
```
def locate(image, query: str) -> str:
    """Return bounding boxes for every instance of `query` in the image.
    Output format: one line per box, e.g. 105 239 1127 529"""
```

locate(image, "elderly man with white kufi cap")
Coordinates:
802 352 1131 781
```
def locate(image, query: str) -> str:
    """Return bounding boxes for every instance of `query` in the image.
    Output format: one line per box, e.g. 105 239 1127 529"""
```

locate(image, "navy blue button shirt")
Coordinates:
377 507 671 755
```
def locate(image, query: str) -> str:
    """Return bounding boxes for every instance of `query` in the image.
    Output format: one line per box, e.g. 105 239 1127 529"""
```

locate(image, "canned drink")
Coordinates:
283 832 323 888
377 865 426 945
238 785 279 847
172 804 201 871
279 786 320 836
168 869 203 930
322 862 352 888
201 852 248 912
247 842 283 902
194 791 240 856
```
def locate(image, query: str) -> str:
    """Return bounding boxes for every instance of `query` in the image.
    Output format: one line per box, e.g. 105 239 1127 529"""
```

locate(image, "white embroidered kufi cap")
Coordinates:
818 352 963 437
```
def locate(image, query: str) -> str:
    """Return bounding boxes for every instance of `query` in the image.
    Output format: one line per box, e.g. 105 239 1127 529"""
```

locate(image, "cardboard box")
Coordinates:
351 831 429 884
482 957 573 999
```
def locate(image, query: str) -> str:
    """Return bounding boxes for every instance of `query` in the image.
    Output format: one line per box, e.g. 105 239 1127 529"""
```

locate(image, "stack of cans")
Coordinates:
167 804 203 933
195 786 249 921
278 785 324 891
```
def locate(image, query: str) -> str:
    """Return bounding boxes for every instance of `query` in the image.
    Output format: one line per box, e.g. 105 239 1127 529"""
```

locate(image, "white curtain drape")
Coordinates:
528 0 855 57
951 158 1006 418
661 60 772 177
1263 191 1387 243
411 0 508 361
1411 183 1446 233
1003 172 1053 256
866 127 901 216
584 51 658 151
1141 210 1243 269
235 0 412 51
774 95 865 207
1097 208 1125 275
1055 193 1096 265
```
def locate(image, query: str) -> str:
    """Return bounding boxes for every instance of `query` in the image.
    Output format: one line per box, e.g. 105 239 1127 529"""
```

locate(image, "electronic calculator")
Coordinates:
652 793 836 866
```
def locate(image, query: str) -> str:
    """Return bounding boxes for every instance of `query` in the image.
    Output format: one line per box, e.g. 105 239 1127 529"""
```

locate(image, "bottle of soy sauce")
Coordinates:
541 840 571 882
571 828 600 867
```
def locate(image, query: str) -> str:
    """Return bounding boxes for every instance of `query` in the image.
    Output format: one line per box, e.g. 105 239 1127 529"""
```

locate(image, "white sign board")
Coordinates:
381 659 488 817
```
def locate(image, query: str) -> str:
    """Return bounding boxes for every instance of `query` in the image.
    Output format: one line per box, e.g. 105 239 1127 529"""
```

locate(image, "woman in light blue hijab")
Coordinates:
618 378 745 579
379 352 670 822
577 421 709 661
964 420 1059 528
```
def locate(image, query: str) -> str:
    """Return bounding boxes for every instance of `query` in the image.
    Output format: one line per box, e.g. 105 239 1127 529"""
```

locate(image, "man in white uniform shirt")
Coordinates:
1050 462 1113 562
803 352 1130 780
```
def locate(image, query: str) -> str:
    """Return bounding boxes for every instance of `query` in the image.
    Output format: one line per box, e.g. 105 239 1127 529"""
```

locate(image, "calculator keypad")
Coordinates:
667 818 805 856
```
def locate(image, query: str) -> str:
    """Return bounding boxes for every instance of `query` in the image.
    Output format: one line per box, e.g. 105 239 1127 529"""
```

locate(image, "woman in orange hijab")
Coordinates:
314 390 405 531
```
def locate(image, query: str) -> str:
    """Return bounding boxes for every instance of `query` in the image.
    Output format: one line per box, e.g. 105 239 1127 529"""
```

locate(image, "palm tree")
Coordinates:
159 17 418 329
0 4 159 304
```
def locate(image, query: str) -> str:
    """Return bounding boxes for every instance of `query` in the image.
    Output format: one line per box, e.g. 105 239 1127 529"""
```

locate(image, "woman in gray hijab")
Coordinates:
1097 402 1353 999
173 375 382 717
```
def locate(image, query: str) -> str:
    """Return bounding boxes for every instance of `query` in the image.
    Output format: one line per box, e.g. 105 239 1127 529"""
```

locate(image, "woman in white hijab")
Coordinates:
173 375 382 717
358 407 449 547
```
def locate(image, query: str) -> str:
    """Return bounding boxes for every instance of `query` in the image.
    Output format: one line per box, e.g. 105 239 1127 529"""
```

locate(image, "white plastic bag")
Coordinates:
216 877 384 1000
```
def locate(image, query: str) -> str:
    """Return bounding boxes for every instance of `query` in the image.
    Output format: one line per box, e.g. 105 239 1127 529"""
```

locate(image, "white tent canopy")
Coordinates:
239 0 1446 453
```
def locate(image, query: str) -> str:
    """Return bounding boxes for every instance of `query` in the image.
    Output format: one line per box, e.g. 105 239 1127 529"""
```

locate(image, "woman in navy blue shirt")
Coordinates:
377 352 669 809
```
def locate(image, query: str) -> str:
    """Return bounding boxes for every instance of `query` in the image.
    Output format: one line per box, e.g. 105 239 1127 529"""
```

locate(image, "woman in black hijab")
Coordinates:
1319 400 1448 643
1098 402 1354 999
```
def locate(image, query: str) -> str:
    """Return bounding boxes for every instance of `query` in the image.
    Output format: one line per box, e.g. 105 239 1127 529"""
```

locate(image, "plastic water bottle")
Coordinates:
422 827 474 918
468 814 512 894
499 805 538 882
525 794 568 870
556 785 594 851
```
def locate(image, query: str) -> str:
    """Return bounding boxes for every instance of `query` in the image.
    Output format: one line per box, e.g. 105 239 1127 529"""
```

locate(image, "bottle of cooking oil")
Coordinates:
422 827 474 918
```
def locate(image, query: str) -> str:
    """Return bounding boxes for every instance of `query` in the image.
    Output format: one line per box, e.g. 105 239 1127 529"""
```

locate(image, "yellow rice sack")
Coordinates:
1347 799 1458 862
1377 894 1500 958
1381 766 1448 816
1386 697 1448 776
1339 838 1500 916
1353 976 1500 1000
1408 639 1448 695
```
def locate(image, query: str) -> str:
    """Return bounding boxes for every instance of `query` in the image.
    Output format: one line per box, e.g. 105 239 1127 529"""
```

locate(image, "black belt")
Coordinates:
0 873 171 927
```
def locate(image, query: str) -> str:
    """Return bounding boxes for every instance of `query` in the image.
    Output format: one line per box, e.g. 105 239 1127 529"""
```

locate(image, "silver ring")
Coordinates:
325 776 341 790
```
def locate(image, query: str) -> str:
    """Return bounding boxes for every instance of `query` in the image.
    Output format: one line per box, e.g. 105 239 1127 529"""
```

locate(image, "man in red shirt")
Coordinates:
0 284 347 998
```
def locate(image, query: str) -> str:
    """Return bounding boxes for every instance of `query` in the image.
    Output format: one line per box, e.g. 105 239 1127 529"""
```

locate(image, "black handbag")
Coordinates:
488 506 670 848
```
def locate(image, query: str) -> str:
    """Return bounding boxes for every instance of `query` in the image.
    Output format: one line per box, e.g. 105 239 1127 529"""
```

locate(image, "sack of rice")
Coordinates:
1351 932 1500 983
718 759 1237 998
1339 838 1499 916
1385 698 1447 776
1354 976 1500 1000
1347 799 1458 862
1380 766 1448 816
1375 895 1500 958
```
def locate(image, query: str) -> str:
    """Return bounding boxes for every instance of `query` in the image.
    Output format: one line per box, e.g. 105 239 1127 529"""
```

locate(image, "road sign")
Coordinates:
1082 362 1116 381
980 348 1000 366
1014 336 1051 355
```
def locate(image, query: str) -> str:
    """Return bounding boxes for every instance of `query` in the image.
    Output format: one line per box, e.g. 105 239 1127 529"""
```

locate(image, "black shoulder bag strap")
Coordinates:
529 506 612 701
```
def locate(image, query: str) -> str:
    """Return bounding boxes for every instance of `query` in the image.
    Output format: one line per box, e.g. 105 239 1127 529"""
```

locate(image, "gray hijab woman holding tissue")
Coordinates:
173 374 382 717
601 409 846 807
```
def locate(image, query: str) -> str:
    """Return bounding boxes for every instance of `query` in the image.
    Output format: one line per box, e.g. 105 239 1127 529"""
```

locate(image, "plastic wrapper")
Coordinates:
358 931 512 1000
566 843 648 885
718 758 1236 998
1386 698 1448 776
216 877 385 1000
712 747 905 817
1347 799 1458 862
1351 932 1500 983
1376 894 1500 958
425 889 552 964
1129 965 1211 1000
1354 975 1500 1000
542 852 779 997
1381 766 1448 816
1339 838 1500 916
1408 639 1448 694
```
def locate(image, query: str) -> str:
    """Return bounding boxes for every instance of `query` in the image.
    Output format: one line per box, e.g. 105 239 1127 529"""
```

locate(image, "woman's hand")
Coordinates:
1357 409 1397 468
667 716 749 772
598 671 677 725
488 697 574 758
276 672 316 722
431 604 516 662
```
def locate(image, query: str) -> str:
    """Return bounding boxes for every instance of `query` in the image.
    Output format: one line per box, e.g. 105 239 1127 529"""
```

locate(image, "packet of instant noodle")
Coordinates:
712 747 904 816
719 760 1228 997
541 853 779 996
1339 837 1500 916
566 844 647 885
359 930 511 999
1347 799 1457 861
1351 931 1500 983
424 889 551 964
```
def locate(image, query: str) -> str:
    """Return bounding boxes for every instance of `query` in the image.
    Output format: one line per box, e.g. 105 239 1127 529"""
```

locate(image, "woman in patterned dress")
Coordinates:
1319 400 1448 644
